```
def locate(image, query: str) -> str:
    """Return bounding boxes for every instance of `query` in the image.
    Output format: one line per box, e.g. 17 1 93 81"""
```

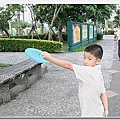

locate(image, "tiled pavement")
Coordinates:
106 90 119 99
107 40 120 117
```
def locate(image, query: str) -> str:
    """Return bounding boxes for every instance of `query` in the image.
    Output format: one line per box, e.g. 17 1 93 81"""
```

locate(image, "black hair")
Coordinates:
84 44 103 59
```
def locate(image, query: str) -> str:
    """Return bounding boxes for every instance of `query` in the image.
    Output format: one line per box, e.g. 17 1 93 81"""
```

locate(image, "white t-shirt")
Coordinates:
72 64 106 117
117 29 120 40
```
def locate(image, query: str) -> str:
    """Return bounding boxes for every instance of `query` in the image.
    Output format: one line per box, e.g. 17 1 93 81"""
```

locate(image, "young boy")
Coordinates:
42 44 108 117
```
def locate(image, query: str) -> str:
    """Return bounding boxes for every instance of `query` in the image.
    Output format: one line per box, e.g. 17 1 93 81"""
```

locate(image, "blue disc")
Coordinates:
25 48 49 64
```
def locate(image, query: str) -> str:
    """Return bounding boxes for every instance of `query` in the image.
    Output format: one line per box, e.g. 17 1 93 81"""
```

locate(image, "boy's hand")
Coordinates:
103 110 108 117
42 52 51 60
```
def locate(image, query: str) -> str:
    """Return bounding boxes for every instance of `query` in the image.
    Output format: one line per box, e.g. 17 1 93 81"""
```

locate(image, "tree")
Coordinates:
36 4 63 40
113 9 120 27
48 4 63 40
55 4 98 42
50 4 116 41
36 4 92 41
11 18 32 32
0 4 24 37
33 4 117 41
26 4 41 39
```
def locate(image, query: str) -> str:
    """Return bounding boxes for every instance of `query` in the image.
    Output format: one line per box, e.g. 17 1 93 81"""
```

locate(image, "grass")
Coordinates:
0 64 12 71
62 39 103 53
61 42 69 52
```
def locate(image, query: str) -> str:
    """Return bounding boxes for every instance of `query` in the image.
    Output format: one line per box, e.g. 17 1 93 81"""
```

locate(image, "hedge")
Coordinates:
0 38 63 53
97 33 103 40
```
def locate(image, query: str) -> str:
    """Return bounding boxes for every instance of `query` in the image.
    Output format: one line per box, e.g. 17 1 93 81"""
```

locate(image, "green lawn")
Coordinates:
62 39 103 52
0 64 12 71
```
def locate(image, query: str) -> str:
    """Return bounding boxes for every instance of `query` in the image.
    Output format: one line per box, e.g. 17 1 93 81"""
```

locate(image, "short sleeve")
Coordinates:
72 64 95 84
117 30 120 37
100 77 106 93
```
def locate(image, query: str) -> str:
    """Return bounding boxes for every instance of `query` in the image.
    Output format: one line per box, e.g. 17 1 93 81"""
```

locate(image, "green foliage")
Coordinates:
34 4 117 41
0 4 117 39
105 30 114 35
0 4 25 37
89 4 116 24
0 38 63 53
0 4 22 23
0 63 12 71
113 9 120 27
30 4 118 41
11 18 32 29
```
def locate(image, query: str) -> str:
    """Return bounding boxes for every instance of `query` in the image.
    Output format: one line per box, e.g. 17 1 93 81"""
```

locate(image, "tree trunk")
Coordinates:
58 25 63 42
48 26 53 40
48 4 63 40
28 25 34 39
40 23 44 34
22 8 25 22
0 24 10 37
28 24 40 39
105 19 108 33
17 10 21 35
43 32 48 40
27 4 41 39
8 20 12 35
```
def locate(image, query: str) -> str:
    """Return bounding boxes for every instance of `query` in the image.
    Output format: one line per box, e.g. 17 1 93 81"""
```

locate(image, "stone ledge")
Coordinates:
0 59 47 104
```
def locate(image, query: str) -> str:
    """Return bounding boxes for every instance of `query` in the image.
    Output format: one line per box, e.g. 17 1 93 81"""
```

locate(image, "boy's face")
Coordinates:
83 52 101 67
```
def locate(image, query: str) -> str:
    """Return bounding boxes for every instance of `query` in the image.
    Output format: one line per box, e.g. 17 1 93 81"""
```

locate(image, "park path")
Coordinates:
0 35 119 118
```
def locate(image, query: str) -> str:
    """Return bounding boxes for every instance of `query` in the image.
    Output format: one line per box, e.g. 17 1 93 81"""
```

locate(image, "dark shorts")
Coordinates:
118 40 120 58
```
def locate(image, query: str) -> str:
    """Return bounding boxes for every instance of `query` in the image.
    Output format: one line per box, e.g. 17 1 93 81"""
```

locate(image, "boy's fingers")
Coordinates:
42 51 48 54
103 112 108 117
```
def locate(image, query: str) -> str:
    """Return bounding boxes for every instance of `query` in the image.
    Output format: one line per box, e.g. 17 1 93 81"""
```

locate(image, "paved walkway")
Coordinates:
0 35 119 118
107 38 120 117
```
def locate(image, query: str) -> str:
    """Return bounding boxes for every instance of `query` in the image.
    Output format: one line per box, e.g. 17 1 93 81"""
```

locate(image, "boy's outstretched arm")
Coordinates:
42 52 73 71
100 93 108 117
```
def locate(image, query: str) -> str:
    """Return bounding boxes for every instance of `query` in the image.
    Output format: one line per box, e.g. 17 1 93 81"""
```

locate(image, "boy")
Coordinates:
42 44 108 117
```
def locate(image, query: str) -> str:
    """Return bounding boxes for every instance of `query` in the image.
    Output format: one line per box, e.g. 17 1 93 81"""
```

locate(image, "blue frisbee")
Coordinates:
25 48 49 64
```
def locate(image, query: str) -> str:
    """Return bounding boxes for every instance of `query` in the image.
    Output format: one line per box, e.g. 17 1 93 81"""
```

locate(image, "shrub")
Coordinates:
108 30 114 35
105 30 114 35
97 33 103 40
0 38 63 53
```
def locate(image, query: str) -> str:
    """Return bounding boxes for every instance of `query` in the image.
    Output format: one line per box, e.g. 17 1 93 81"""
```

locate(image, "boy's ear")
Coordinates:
96 59 101 65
